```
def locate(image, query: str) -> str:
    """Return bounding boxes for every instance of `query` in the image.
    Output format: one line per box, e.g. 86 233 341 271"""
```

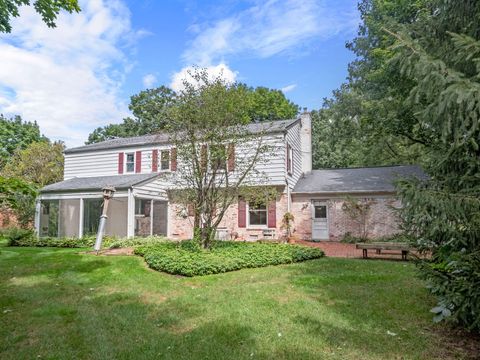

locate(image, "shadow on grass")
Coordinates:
1 280 318 359
280 258 449 359
0 248 461 360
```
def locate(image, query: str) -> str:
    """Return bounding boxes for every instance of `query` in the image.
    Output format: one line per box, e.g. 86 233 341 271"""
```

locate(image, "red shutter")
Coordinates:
152 150 158 172
135 151 142 173
187 204 194 217
118 153 124 174
171 147 177 171
238 198 246 228
200 144 208 171
268 200 276 228
227 143 235 172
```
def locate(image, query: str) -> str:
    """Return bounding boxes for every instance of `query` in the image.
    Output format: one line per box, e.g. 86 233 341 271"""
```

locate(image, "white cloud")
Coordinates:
0 0 139 147
182 0 359 65
170 63 237 93
281 84 297 93
142 73 157 88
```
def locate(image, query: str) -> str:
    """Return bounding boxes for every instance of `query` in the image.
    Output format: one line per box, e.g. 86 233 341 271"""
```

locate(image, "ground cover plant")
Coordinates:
0 227 167 249
1 246 479 359
135 240 324 276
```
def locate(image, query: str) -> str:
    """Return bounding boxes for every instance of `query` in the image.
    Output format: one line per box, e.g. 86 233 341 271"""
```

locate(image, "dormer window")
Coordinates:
126 153 135 173
160 150 170 171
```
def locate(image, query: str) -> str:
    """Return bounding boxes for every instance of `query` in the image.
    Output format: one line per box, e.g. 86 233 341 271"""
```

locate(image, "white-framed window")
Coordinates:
125 152 135 173
160 150 170 171
248 201 268 227
287 143 293 175
135 198 151 217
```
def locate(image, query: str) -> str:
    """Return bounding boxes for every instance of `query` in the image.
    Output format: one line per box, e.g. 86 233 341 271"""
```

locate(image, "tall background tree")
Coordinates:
0 116 64 227
321 0 480 331
2 141 64 187
86 84 299 144
0 115 47 169
0 0 80 33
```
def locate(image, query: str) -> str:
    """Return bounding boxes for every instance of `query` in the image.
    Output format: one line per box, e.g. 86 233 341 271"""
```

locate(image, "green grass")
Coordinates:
0 246 469 359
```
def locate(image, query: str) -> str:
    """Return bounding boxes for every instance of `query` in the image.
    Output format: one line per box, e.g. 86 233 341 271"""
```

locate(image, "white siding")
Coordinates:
133 176 170 200
285 121 303 189
64 144 172 180
64 134 287 187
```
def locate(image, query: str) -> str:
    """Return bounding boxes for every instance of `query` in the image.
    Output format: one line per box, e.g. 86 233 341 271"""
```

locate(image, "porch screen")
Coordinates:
39 200 59 237
40 199 80 238
83 199 103 236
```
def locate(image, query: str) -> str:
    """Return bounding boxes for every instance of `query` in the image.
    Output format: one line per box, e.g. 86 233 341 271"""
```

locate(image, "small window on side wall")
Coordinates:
160 150 170 170
126 153 135 173
287 144 293 175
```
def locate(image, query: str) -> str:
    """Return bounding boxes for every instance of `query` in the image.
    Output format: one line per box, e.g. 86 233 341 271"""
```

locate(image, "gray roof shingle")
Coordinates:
292 165 426 194
64 118 300 154
41 173 160 193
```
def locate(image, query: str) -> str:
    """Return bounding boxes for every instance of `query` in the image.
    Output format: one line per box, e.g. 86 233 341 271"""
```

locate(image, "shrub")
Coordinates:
107 236 168 249
0 227 35 246
5 231 168 249
135 240 324 277
8 234 96 248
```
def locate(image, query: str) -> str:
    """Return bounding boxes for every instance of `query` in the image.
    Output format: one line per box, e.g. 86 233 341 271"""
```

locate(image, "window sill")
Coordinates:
246 227 270 231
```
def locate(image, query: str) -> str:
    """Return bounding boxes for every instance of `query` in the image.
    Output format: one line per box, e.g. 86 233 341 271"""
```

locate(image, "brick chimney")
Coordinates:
300 110 312 174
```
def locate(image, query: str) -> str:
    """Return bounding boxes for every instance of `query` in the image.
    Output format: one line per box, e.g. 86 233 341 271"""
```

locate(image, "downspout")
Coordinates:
284 131 291 213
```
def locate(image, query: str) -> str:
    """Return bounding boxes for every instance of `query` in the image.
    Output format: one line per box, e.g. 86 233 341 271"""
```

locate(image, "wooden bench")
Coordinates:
356 242 410 260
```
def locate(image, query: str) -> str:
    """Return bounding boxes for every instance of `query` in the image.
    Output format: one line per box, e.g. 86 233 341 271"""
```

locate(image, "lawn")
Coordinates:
0 246 473 359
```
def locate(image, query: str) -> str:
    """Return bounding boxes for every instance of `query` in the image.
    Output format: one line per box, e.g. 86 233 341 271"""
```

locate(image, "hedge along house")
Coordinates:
35 112 425 241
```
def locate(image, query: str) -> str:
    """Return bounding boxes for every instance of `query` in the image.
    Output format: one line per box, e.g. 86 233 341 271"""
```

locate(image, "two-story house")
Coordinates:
35 112 425 241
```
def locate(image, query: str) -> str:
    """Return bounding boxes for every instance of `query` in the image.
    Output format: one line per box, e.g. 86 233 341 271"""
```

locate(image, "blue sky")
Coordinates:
0 0 359 147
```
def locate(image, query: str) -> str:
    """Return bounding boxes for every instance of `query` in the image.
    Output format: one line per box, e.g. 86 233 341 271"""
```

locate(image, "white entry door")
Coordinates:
312 201 328 240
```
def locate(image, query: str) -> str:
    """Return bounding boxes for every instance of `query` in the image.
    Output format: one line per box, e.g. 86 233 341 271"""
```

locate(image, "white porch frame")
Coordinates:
36 189 168 239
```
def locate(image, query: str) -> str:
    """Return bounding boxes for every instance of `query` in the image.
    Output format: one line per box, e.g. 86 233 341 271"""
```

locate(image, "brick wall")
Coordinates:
168 192 289 241
291 194 402 241
167 192 401 242
0 208 18 229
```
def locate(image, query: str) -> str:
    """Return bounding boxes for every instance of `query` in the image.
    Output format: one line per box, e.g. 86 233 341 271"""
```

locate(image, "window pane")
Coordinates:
135 199 151 237
126 153 135 172
83 199 103 236
314 205 327 219
135 199 150 216
249 202 266 211
249 210 267 225
210 145 226 169
40 200 59 237
160 150 170 170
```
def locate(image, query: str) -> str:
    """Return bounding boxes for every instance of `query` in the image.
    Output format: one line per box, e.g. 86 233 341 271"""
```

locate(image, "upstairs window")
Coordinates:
210 145 227 170
125 153 135 173
160 150 170 171
248 201 267 226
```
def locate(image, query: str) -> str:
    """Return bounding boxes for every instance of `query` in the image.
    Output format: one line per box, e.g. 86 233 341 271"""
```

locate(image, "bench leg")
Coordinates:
402 250 408 261
376 249 381 254
363 249 368 259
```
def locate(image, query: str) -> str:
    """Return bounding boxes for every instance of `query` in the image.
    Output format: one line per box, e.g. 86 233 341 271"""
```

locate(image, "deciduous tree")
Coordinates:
165 69 275 249
0 0 80 33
